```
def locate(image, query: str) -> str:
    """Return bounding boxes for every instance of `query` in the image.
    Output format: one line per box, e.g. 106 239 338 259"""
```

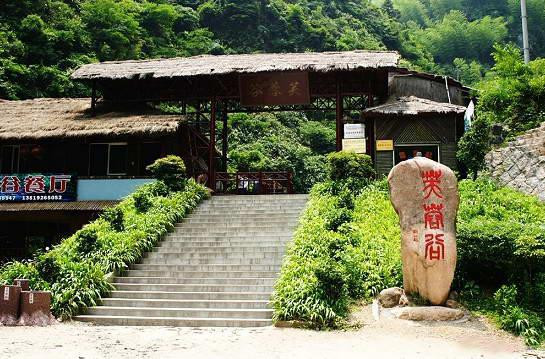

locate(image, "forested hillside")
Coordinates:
2 0 544 99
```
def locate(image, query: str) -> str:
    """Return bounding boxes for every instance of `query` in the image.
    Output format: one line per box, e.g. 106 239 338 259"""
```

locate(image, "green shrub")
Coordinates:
36 255 61 283
146 155 187 191
0 260 48 290
101 206 124 232
326 151 375 183
133 190 153 213
273 180 401 327
75 227 99 254
457 178 545 287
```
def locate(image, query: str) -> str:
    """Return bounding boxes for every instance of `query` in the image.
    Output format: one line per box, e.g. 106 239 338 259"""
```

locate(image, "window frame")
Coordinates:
88 142 129 176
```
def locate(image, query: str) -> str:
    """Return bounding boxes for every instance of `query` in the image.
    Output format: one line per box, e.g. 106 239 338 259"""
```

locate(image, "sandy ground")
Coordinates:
1 306 544 359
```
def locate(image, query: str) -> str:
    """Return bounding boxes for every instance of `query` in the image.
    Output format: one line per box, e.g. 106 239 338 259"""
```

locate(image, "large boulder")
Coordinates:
390 306 464 321
378 287 404 308
388 157 459 305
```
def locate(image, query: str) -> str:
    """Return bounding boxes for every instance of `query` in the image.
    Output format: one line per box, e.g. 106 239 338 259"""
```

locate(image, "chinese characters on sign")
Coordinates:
239 72 310 107
422 169 445 260
0 174 76 202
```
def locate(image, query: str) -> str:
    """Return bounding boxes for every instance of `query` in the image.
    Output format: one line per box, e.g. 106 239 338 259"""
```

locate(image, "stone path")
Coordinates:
1 307 543 359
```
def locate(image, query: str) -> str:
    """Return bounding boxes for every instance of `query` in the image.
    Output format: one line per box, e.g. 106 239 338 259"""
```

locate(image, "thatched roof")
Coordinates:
0 98 182 140
71 51 400 80
0 201 118 212
363 96 466 116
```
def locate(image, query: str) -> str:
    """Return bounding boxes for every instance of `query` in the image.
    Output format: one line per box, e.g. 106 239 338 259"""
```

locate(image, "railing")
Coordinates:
214 172 293 195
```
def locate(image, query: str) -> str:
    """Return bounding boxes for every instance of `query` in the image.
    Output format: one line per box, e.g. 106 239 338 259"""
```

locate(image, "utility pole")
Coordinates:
521 0 530 64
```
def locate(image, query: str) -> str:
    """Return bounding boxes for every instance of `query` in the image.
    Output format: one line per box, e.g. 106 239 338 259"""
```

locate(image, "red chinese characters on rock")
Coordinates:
422 169 446 261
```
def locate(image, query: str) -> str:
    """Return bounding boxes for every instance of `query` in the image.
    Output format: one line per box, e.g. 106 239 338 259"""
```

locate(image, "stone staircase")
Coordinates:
75 194 308 327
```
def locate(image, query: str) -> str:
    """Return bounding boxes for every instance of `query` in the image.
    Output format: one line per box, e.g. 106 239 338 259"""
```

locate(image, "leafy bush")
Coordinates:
101 206 124 232
146 155 187 191
273 180 401 327
326 151 375 183
133 190 153 213
457 178 545 287
75 227 99 255
0 179 208 319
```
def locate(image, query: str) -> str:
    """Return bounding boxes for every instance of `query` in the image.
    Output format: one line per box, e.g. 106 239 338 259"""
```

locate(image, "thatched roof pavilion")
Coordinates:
0 98 182 141
71 51 400 80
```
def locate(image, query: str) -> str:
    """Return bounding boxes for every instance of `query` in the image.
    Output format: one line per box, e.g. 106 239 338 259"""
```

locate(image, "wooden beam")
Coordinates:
222 103 228 172
208 98 217 190
335 77 343 151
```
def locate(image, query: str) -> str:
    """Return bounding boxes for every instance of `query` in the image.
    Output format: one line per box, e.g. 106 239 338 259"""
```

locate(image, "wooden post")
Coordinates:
209 98 217 190
335 78 343 152
222 103 228 172
196 101 201 132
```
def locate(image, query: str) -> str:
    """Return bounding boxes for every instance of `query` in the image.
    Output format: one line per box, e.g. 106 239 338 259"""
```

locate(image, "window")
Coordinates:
394 145 439 165
1 145 20 173
89 143 128 176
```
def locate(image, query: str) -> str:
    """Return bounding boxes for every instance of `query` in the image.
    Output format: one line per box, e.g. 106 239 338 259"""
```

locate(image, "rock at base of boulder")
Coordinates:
378 287 404 308
390 306 464 321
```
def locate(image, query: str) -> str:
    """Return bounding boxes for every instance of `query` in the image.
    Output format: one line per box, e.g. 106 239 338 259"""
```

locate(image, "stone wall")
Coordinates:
484 122 545 201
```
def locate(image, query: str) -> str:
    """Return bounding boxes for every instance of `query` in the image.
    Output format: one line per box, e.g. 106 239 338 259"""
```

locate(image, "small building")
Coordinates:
0 98 203 260
362 96 467 177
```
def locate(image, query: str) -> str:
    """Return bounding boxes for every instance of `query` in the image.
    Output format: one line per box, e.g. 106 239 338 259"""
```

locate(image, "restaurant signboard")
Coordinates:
239 72 310 107
0 174 77 202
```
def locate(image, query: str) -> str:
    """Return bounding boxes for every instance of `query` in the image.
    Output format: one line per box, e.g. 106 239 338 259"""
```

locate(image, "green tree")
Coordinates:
82 0 142 61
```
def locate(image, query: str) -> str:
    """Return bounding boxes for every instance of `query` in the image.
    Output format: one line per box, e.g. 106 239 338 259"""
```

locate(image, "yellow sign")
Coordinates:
342 139 366 154
376 140 394 151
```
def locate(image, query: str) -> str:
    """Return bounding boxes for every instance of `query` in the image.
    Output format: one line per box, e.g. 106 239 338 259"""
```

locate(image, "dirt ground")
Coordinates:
1 306 544 359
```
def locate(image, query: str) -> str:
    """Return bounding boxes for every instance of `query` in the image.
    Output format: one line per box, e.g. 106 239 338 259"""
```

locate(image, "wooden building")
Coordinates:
71 50 401 190
362 96 467 176
0 98 201 261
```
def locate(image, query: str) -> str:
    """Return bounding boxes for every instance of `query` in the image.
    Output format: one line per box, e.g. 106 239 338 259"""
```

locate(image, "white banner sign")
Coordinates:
344 123 365 139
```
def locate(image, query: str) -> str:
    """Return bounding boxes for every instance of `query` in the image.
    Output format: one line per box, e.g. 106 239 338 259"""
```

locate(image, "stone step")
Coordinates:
151 246 286 253
158 241 290 248
208 196 308 202
186 213 301 219
85 306 272 319
130 264 282 272
191 209 304 215
144 251 285 260
115 277 276 285
182 219 300 225
173 226 297 232
195 204 306 210
112 283 274 293
100 298 270 309
166 234 293 240
123 270 279 278
74 315 272 327
140 257 283 265
173 225 297 231
110 290 272 300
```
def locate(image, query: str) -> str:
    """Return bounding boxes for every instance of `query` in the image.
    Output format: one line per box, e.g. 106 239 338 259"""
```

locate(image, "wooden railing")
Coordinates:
214 172 293 195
